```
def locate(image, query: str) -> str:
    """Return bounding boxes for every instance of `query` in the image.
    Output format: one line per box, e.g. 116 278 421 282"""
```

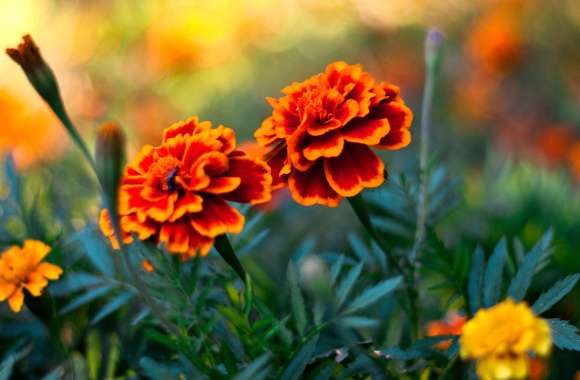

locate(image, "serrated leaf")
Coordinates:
281 334 319 380
287 262 307 337
343 276 402 314
49 272 105 296
483 237 507 307
91 291 134 324
336 262 363 307
233 353 271 380
548 319 580 351
507 230 553 301
59 284 115 315
532 274 580 315
340 316 379 329
468 246 485 314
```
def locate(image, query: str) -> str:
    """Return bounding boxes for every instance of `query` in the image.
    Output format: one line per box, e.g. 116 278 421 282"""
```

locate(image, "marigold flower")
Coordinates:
0 240 63 313
255 61 413 207
426 312 466 349
460 299 551 380
99 117 272 260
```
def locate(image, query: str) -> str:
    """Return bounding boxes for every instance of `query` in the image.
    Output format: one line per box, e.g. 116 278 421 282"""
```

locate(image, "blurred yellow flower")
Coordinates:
460 299 551 380
0 240 62 313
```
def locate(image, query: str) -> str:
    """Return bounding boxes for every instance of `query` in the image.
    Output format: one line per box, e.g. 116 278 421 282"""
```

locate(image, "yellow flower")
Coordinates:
460 299 551 380
0 240 63 313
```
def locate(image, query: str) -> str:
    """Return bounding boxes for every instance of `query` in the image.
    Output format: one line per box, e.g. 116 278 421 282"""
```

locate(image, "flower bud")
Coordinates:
95 122 126 214
6 35 60 105
425 29 444 71
300 255 331 299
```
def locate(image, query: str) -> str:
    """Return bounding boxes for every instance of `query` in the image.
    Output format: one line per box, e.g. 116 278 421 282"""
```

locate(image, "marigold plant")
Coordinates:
460 299 552 380
0 240 62 313
100 116 272 259
255 61 413 207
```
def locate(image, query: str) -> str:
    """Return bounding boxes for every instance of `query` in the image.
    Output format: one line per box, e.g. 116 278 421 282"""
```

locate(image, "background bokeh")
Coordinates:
1 0 579 377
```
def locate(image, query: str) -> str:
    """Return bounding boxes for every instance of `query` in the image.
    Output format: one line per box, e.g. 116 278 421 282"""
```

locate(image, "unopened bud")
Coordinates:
95 122 126 214
6 35 60 105
425 29 444 71
300 255 331 298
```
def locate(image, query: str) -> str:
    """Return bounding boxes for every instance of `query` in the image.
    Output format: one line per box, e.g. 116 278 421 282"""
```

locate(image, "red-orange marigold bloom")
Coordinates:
99 117 272 260
255 61 413 207
426 312 466 349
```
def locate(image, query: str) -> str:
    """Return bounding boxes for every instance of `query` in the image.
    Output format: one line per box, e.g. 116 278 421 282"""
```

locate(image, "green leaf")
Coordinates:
139 357 179 379
339 316 379 329
59 284 115 315
40 367 64 380
547 319 580 351
532 274 580 315
233 353 271 380
483 237 507 307
72 229 114 276
281 335 319 380
468 246 485 314
287 261 307 337
347 233 374 266
90 291 134 324
329 255 345 286
214 234 247 282
343 276 402 314
507 230 553 301
49 272 104 296
0 356 15 380
336 262 363 307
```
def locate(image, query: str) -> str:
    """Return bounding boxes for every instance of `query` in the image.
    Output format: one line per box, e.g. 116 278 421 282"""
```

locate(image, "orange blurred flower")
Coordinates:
142 259 154 273
255 61 413 207
100 117 272 260
467 1 525 76
527 356 548 380
0 240 62 313
567 141 580 181
535 126 574 167
0 88 67 169
426 312 466 349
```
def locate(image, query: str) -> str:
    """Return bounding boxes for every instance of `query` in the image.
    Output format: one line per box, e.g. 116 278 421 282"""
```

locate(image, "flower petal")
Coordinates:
169 193 204 222
22 240 51 266
372 102 413 150
190 197 245 237
139 193 177 222
159 221 191 254
36 262 63 280
8 288 24 312
223 155 272 204
162 116 212 142
303 131 344 161
288 161 342 207
0 282 16 302
324 143 385 197
341 118 390 145
203 177 241 194
24 272 48 296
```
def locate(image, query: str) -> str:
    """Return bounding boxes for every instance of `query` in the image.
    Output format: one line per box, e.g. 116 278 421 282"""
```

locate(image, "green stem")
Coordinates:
437 355 458 380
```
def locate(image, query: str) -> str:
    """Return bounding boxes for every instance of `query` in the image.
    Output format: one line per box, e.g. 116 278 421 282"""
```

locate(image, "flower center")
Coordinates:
296 88 333 123
148 156 181 191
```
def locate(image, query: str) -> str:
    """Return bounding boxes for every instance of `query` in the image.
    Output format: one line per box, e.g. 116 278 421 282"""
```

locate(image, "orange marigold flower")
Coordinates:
426 312 466 349
255 61 413 207
0 240 63 313
99 116 272 260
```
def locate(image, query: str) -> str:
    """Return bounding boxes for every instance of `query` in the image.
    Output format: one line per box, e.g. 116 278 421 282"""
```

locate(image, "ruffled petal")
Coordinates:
324 143 385 197
162 116 212 142
159 221 192 254
287 126 316 171
372 102 413 150
288 161 342 207
203 177 241 194
139 193 178 223
303 131 344 161
169 193 204 222
190 197 245 237
341 118 390 145
223 155 272 204
22 240 51 266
